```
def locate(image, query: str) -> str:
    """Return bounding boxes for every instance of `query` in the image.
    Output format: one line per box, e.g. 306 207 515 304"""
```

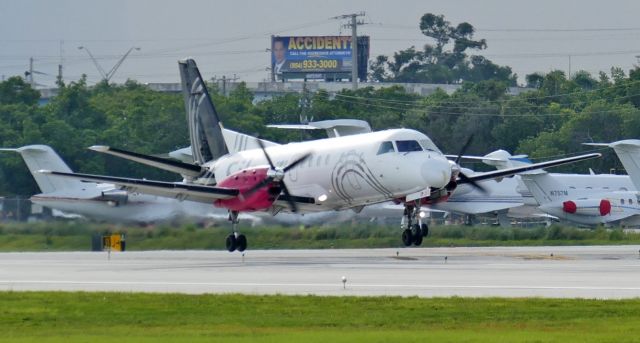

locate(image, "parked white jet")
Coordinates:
41 59 600 251
0 145 237 223
516 147 637 226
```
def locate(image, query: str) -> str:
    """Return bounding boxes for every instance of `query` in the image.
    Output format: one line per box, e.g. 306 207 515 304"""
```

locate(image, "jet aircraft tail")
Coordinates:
0 145 86 194
519 173 570 205
585 140 640 190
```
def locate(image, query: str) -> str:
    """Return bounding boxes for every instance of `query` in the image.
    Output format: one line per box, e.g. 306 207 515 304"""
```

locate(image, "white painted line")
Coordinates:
1 280 640 291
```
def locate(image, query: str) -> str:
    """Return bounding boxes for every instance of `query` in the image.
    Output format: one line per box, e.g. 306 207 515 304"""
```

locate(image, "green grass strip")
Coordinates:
1 292 640 342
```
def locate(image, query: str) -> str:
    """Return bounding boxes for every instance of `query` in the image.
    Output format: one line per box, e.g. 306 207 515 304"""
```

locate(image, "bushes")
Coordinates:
2 221 640 251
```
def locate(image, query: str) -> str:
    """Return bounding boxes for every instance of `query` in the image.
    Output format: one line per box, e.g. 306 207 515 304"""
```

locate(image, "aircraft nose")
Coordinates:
421 156 451 188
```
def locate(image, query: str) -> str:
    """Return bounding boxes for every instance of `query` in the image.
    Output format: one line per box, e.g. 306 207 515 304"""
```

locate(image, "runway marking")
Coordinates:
2 280 640 292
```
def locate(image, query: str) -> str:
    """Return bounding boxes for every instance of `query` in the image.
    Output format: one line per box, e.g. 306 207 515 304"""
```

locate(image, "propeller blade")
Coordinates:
280 182 298 213
458 171 487 194
455 134 475 165
283 152 313 172
244 176 274 196
256 138 275 170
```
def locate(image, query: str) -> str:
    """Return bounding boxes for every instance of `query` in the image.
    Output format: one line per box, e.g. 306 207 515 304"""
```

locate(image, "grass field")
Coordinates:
2 292 640 342
1 221 640 252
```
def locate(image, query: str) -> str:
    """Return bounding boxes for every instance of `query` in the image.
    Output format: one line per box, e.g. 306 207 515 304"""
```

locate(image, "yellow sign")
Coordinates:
102 234 125 251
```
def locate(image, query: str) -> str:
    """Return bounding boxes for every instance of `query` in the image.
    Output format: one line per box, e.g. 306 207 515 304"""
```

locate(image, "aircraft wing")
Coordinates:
458 153 601 184
39 170 238 204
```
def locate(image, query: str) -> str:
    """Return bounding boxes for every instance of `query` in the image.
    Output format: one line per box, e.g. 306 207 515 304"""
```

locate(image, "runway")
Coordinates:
2 246 640 298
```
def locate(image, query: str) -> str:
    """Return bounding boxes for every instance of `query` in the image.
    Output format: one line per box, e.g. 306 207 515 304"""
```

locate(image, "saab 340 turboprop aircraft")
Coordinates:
41 59 600 252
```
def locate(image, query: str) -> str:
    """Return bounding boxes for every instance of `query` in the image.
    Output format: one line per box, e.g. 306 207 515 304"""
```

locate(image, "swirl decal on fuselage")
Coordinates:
330 150 393 204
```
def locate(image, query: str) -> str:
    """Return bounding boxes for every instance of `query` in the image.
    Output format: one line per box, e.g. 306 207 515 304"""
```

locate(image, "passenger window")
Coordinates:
621 199 625 205
630 199 633 205
396 140 423 153
377 141 395 155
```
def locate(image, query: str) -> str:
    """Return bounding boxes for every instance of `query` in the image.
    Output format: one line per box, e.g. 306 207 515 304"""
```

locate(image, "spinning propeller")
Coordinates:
245 138 312 212
453 135 487 193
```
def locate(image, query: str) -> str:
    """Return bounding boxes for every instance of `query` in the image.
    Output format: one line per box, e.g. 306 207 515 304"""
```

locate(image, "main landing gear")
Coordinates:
400 203 429 247
225 210 247 252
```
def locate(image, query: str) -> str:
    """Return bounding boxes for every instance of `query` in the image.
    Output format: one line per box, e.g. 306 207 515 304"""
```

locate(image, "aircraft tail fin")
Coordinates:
179 58 229 165
519 173 568 205
585 140 640 190
0 145 86 194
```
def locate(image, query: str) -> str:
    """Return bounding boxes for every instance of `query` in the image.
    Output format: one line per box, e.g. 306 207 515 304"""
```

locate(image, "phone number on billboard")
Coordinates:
290 59 340 70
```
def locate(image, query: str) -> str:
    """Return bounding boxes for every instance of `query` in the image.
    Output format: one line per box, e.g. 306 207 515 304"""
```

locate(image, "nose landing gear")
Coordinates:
400 203 429 247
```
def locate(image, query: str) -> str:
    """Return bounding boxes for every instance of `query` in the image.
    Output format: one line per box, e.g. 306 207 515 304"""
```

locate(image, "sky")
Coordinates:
1 0 640 87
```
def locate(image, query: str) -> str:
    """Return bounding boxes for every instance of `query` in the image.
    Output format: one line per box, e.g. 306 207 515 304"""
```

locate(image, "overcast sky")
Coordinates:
1 0 640 87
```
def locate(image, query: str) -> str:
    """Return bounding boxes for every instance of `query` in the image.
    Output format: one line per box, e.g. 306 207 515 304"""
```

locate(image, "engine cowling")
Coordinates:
562 199 611 216
100 190 129 207
214 167 281 212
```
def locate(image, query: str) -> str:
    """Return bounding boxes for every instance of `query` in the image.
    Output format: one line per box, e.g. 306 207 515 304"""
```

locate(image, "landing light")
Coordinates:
318 194 328 202
419 211 426 218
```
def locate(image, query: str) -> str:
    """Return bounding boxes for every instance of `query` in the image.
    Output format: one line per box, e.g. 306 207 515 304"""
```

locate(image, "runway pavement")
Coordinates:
2 246 640 298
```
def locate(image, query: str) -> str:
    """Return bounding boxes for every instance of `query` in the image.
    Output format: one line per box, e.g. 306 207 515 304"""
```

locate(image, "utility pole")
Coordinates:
220 74 240 96
332 12 366 90
29 57 34 87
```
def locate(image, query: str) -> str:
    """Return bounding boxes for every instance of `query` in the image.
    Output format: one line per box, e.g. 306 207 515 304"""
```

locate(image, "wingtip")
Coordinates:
89 145 110 152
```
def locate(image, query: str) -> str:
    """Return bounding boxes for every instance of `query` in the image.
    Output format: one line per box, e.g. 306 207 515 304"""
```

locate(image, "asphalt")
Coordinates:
2 246 640 298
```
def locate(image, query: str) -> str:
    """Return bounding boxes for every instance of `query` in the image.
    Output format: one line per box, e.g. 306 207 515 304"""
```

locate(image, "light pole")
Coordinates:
78 46 141 83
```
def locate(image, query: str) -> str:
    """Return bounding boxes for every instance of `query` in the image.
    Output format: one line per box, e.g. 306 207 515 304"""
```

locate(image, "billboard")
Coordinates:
271 36 369 80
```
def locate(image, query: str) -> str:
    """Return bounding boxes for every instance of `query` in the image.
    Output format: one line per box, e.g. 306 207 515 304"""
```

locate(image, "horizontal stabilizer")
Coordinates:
267 119 372 137
89 146 203 177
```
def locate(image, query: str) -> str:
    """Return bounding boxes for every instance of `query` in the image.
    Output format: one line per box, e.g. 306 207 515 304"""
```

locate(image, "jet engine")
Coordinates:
562 199 611 216
101 190 129 207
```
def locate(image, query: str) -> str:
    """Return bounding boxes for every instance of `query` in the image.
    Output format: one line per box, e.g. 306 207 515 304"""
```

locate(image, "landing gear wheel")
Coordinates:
412 224 423 246
236 234 247 252
226 234 237 252
421 223 429 237
401 229 413 247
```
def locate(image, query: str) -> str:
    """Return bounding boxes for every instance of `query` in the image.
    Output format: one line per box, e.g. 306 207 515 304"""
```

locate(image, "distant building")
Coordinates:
38 81 533 105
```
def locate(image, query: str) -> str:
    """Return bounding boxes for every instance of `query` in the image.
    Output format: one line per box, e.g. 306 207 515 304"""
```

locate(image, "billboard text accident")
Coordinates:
271 36 369 81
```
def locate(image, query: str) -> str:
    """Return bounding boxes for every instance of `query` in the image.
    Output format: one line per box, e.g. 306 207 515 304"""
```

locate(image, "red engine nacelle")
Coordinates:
562 199 611 216
214 167 281 212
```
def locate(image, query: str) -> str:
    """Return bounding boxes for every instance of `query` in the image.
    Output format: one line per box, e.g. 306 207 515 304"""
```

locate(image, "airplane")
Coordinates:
0 145 245 223
515 149 637 226
1 144 399 226
40 59 601 251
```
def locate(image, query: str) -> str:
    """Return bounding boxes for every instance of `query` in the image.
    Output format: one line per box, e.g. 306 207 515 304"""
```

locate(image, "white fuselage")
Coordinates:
521 173 640 226
206 129 452 212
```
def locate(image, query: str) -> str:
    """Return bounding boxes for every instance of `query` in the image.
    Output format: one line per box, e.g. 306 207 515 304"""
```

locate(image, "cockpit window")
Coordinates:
396 140 423 153
377 141 395 155
419 138 441 153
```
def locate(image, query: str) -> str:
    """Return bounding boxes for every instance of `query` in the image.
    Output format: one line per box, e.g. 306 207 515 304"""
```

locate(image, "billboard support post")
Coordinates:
351 14 358 90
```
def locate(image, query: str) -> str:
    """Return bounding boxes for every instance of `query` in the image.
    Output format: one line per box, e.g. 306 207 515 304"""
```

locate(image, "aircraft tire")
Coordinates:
412 224 423 246
401 229 413 246
236 234 247 252
421 223 429 237
226 234 237 252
